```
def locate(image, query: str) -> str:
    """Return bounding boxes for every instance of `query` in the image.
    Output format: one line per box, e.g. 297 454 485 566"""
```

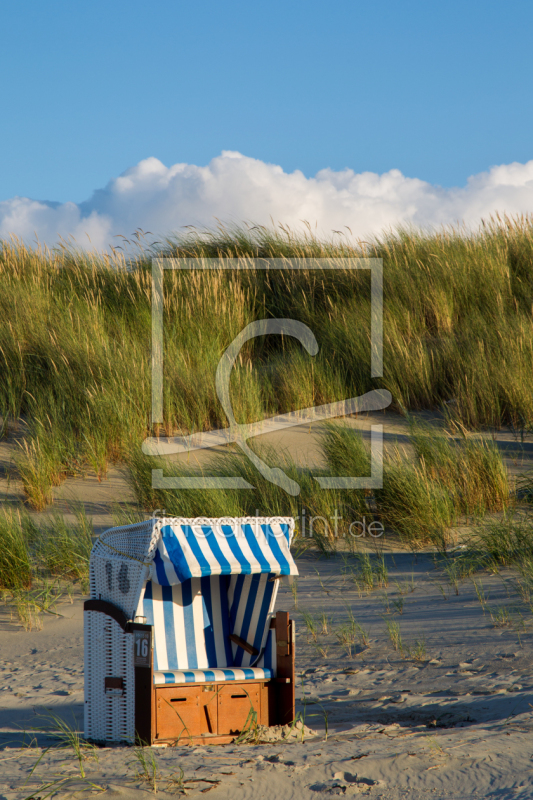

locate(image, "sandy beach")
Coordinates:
1 409 533 798
2 542 533 799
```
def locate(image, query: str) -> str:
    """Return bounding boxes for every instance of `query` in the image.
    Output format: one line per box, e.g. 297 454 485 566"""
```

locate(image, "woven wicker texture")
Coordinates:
84 609 135 743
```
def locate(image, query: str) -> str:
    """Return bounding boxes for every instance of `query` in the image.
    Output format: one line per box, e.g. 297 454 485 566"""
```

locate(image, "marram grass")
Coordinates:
125 421 511 551
2 214 533 509
0 504 93 601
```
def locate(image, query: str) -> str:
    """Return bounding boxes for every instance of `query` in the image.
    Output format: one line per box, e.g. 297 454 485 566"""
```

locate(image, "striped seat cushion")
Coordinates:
154 667 272 685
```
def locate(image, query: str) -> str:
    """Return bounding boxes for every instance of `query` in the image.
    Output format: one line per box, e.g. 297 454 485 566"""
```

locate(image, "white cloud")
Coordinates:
2 151 533 250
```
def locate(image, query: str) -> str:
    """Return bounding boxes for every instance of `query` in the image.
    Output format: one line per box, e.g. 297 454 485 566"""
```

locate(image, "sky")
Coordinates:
1 0 533 248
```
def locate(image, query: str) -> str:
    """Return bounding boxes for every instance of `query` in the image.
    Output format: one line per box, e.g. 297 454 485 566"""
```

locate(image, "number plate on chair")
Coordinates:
134 631 151 666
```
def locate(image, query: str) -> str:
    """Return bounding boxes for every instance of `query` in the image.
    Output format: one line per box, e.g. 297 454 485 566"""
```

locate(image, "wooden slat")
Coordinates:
217 683 261 736
229 633 259 655
276 611 290 657
84 598 129 631
275 612 295 725
133 623 153 745
156 685 219 741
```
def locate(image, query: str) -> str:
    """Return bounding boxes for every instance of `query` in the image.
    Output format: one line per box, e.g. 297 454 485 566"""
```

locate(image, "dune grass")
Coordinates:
467 512 533 568
35 509 94 589
409 419 509 517
0 507 34 589
0 504 94 624
1 215 533 510
126 441 365 549
125 419 510 553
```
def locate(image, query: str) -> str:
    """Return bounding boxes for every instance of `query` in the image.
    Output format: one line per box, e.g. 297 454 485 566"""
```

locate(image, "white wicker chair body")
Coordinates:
84 607 135 743
85 520 159 743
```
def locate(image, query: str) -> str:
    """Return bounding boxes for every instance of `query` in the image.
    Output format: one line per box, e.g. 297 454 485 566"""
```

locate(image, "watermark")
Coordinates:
144 258 391 494
152 509 384 539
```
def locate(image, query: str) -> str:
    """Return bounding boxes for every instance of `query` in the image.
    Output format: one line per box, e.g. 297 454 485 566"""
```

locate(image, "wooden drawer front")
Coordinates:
217 683 261 736
156 685 218 741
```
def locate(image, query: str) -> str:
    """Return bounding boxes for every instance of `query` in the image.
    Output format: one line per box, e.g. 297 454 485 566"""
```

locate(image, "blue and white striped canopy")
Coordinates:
150 518 298 585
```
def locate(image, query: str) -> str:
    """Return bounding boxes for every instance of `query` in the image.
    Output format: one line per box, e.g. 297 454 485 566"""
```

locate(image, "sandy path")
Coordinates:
1 409 532 535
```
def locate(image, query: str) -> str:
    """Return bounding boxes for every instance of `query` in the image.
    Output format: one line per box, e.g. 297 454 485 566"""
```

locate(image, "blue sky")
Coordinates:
1 0 533 247
2 0 532 202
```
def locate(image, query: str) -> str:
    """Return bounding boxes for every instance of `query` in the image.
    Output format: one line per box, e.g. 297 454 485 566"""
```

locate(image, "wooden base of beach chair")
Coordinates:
141 611 295 745
153 680 266 743
84 599 295 745
151 679 293 744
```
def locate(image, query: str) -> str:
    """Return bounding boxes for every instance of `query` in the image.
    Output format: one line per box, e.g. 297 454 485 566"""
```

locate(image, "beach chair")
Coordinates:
84 516 298 745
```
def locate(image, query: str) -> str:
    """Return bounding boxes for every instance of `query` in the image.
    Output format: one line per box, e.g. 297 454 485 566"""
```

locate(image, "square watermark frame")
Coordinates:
144 258 390 493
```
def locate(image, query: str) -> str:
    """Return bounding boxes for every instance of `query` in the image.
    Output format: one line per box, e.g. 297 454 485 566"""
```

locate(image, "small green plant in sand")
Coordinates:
290 576 299 609
381 592 404 615
300 610 319 643
165 767 188 794
435 583 448 601
395 574 416 594
31 709 99 779
433 550 481 596
319 612 331 635
21 774 103 800
290 713 309 744
442 559 461 596
472 578 490 609
336 605 369 656
489 606 513 628
425 735 446 757
341 552 388 592
405 636 427 661
314 568 334 595
511 561 533 604
391 596 405 615
385 619 403 653
132 745 159 792
380 592 391 614
304 702 330 742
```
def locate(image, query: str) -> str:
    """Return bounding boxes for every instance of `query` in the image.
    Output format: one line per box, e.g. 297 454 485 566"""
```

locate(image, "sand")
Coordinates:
1 552 533 799
2 412 533 798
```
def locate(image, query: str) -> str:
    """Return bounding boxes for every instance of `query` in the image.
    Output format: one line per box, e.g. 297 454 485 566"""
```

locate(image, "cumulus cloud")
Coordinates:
2 151 533 250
